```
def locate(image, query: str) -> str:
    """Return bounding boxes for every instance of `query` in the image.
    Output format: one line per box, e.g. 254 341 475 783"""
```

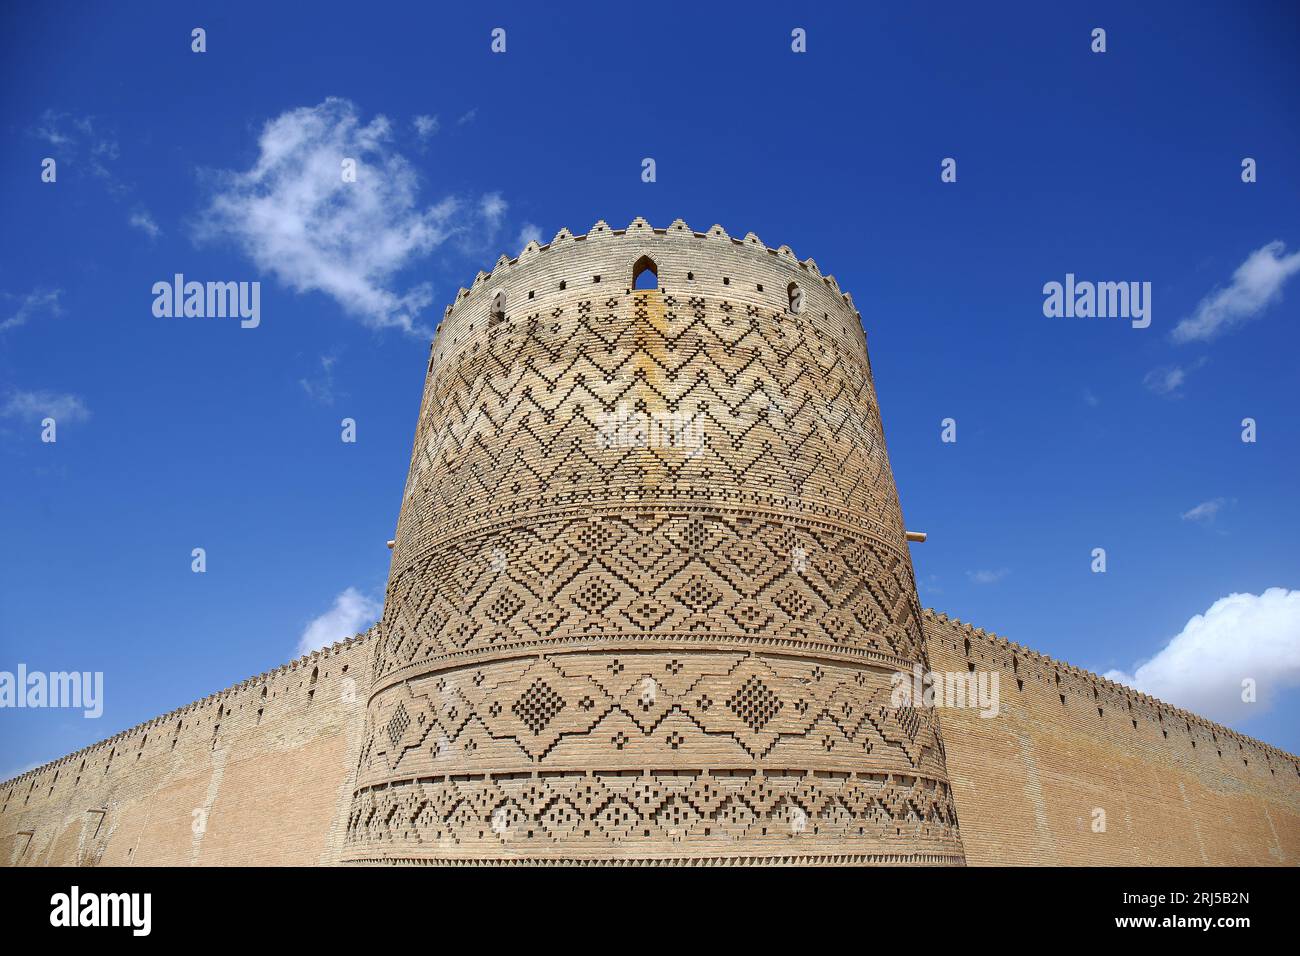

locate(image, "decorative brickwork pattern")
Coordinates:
346 652 959 862
345 219 964 864
4 220 1297 868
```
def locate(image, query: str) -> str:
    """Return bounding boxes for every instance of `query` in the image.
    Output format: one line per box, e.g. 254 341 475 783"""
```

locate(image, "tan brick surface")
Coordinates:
0 632 372 867
345 220 963 864
924 612 1300 865
3 220 1296 867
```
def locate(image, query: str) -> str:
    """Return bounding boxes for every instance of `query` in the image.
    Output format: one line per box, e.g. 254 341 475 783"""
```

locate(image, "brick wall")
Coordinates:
4 612 1297 866
0 630 373 867
923 611 1300 865
4 217 1297 867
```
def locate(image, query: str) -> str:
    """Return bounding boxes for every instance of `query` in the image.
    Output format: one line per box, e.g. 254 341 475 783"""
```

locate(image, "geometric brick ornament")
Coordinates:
343 218 966 864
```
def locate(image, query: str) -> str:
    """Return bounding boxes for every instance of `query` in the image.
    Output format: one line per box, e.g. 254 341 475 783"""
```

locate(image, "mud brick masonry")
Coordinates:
3 219 1297 865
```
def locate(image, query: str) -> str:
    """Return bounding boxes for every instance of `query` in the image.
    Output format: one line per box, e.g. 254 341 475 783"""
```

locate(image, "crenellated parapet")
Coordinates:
428 218 869 377
923 609 1300 777
442 218 859 316
0 626 377 794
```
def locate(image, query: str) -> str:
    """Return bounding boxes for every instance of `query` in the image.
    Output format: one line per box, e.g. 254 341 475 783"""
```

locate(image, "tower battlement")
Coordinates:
348 220 964 864
440 218 861 321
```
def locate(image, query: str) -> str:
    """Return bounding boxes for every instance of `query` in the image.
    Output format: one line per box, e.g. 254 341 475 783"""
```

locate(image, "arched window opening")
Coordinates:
490 290 507 324
632 256 658 290
787 282 804 314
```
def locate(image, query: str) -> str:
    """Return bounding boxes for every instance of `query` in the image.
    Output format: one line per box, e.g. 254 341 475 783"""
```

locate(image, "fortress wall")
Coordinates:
923 611 1300 866
3 216 1297 869
3 610 1298 867
0 629 373 867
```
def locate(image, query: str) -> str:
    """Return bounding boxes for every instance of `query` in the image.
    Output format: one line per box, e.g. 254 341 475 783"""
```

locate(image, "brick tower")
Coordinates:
343 218 965 864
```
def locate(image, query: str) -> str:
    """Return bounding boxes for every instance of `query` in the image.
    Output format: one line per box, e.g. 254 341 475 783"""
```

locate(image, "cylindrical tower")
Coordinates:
344 218 964 864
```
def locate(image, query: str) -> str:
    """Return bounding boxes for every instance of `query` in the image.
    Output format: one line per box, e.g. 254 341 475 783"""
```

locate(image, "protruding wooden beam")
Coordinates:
386 539 396 550
905 531 927 543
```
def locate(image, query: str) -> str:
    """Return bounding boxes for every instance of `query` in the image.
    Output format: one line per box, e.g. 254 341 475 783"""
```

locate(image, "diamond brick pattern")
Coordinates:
386 703 410 749
512 680 565 735
727 676 782 732
347 224 964 865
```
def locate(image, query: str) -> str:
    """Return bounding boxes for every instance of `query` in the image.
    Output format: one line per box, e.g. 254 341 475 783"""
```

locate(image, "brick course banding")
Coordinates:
3 220 1295 866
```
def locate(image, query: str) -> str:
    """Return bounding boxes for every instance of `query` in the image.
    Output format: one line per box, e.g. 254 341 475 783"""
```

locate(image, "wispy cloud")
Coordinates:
128 208 161 239
1 389 91 424
517 222 543 249
1180 498 1228 524
195 97 507 335
481 192 508 232
1142 365 1189 396
30 111 158 244
1 288 63 333
919 573 943 596
412 114 440 140
966 568 1009 585
1142 357 1207 398
299 353 341 405
31 110 124 194
1082 387 1100 408
1105 588 1300 723
457 108 478 126
297 587 381 655
1172 241 1300 344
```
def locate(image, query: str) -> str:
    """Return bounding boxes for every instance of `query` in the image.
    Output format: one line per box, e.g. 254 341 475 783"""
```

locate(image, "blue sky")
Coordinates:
2 1 1298 776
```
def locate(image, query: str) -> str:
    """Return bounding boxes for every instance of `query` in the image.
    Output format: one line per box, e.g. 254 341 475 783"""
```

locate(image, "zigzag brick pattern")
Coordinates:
344 219 966 864
8 219 1296 867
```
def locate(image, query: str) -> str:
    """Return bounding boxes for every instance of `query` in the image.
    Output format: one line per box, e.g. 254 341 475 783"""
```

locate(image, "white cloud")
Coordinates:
1 288 63 333
128 208 160 238
1143 365 1187 396
413 114 440 139
1105 588 1300 723
128 208 161 239
457 108 478 126
1082 387 1100 408
517 222 543 249
32 110 123 193
1181 498 1227 524
196 98 505 335
480 192 507 232
966 568 1009 585
1143 357 1207 397
0 389 90 423
299 353 340 405
1172 241 1300 343
297 587 381 655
